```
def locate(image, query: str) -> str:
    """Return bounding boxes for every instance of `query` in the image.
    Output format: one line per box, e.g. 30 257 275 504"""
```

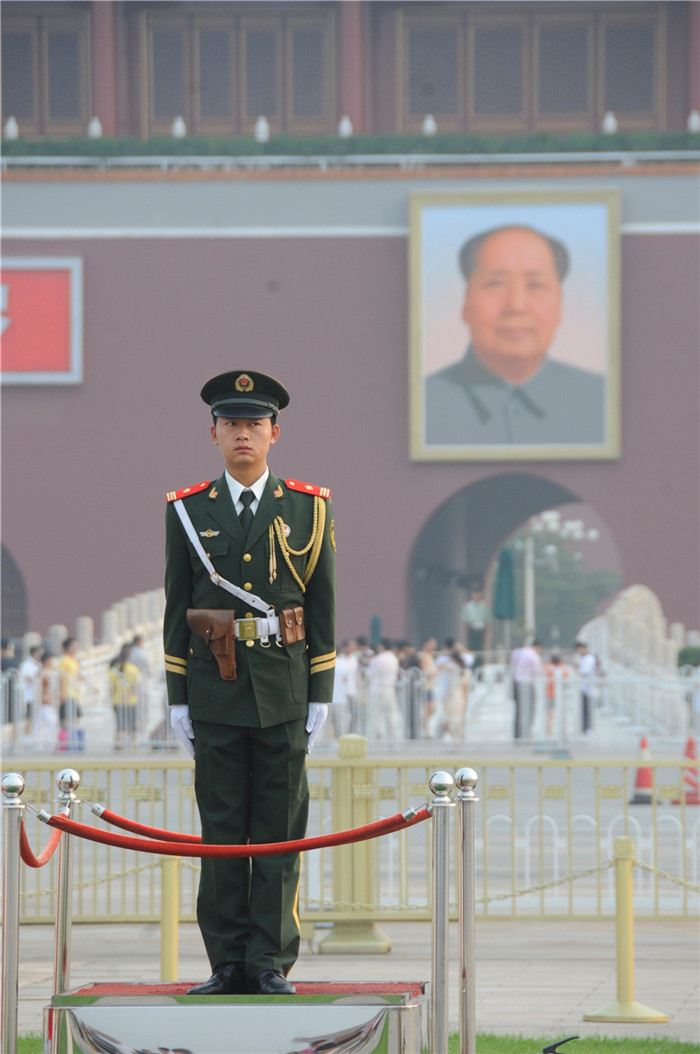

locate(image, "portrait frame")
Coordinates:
409 190 621 461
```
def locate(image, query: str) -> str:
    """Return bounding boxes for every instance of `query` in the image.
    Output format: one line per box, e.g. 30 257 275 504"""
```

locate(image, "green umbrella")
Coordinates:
493 547 516 649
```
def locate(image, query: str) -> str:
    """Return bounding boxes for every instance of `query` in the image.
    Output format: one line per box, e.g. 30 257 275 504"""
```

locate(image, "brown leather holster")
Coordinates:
279 605 305 646
186 609 237 681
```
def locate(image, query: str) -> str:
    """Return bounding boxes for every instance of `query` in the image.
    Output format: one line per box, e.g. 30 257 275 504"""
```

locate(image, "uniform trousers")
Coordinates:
192 716 309 979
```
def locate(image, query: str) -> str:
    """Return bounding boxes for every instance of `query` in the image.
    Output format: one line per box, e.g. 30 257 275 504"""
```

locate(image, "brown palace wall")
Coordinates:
2 232 699 638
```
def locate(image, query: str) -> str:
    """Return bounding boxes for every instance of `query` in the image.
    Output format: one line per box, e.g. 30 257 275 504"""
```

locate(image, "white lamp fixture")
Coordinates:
337 115 354 138
422 114 437 135
171 115 187 138
87 116 103 139
687 109 700 133
254 115 270 143
4 116 19 139
601 111 618 134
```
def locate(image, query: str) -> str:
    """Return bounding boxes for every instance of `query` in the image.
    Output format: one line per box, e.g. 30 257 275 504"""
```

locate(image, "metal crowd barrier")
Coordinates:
2 764 481 1054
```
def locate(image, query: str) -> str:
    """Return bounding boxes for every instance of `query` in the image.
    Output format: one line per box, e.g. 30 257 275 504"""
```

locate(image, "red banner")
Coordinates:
1 259 83 383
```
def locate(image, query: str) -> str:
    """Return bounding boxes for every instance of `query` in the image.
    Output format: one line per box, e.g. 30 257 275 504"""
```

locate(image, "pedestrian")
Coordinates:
1 637 19 729
542 652 570 737
432 639 470 740
332 640 357 738
19 644 43 739
367 639 402 743
36 652 59 750
511 640 543 740
418 637 438 735
109 642 141 749
460 586 491 665
57 637 84 750
164 369 336 996
575 640 600 734
398 641 422 739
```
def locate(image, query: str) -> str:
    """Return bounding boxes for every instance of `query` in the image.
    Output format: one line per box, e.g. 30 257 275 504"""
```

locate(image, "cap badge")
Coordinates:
235 373 254 393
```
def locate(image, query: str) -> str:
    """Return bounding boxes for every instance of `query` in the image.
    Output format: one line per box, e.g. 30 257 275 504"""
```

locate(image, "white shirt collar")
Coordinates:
225 468 269 513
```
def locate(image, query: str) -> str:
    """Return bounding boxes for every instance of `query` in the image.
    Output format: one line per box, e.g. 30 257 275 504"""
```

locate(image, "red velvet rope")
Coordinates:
20 821 64 868
95 808 201 843
46 807 431 858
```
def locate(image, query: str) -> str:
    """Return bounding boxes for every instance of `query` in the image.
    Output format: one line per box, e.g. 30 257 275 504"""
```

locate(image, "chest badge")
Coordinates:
282 522 291 537
200 529 220 538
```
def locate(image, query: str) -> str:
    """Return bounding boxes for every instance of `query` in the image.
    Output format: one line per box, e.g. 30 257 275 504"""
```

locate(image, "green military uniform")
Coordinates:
163 371 336 985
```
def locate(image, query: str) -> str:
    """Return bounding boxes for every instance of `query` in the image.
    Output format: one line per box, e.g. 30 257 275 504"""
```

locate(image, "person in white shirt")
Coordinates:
332 640 357 737
19 645 43 737
575 640 599 733
511 641 543 740
367 639 402 742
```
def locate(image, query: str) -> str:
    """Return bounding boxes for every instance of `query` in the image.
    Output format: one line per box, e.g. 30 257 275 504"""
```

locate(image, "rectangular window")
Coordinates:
408 28 458 116
47 32 80 119
538 28 588 114
199 32 231 118
605 25 654 112
152 30 185 118
473 28 523 115
246 30 277 117
292 28 323 117
2 32 34 119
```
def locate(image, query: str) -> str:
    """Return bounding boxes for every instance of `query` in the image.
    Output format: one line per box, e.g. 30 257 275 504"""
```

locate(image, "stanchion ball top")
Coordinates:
56 769 81 794
455 767 479 793
429 771 455 798
1 772 25 798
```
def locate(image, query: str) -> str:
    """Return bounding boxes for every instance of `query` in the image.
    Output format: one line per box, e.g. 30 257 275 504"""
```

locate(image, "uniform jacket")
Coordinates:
164 471 336 727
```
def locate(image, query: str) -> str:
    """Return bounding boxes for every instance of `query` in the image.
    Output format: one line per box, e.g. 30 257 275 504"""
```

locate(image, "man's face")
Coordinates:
462 228 563 382
211 416 279 479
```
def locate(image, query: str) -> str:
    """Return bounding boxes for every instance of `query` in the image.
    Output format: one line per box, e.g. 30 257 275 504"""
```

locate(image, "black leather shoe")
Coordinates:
248 969 296 995
187 963 247 995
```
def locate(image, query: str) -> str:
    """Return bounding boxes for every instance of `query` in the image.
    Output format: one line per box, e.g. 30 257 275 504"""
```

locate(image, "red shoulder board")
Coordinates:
285 478 332 499
166 480 211 503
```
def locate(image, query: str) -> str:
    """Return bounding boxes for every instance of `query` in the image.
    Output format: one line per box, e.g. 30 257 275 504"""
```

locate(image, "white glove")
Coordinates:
305 703 329 754
170 704 195 758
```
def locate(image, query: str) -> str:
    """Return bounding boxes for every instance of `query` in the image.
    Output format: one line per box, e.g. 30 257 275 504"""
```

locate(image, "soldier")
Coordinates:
164 370 336 996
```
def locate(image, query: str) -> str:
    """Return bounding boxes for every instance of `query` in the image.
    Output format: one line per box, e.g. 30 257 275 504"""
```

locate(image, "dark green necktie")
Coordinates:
239 489 255 536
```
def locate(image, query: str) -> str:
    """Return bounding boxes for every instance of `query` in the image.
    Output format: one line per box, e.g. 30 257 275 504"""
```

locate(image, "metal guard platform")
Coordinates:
45 981 430 1054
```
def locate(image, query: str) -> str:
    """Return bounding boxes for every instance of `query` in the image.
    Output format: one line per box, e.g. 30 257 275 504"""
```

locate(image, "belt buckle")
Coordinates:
238 618 258 640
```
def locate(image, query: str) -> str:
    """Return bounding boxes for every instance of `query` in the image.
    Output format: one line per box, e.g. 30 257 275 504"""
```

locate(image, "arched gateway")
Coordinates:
408 473 620 648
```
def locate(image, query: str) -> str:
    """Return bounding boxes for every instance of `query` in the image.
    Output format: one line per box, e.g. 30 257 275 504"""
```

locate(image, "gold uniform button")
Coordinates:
244 583 252 591
189 648 194 655
245 611 253 619
246 639 255 648
243 553 252 562
205 552 210 559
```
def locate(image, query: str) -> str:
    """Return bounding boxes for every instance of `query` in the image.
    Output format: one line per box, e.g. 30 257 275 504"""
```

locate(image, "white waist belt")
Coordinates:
235 615 280 643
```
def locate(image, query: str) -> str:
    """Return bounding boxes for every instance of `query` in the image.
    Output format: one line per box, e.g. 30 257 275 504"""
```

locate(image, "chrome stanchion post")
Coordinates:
2 772 25 1054
429 770 455 1054
455 767 479 1054
53 768 80 996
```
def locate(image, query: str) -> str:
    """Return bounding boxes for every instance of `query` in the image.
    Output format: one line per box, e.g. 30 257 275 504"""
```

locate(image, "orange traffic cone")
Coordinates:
673 735 700 805
629 735 654 804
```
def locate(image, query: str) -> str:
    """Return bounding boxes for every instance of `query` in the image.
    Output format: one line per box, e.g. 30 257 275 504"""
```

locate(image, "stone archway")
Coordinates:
407 472 620 648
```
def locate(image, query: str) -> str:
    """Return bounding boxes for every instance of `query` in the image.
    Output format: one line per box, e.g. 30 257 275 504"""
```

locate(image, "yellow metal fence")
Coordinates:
12 752 700 924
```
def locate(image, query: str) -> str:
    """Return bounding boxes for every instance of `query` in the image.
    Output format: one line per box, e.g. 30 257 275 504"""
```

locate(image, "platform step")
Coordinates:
46 981 429 1053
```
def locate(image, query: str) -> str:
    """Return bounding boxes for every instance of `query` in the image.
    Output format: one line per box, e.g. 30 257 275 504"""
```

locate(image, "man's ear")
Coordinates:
210 422 219 445
270 422 280 445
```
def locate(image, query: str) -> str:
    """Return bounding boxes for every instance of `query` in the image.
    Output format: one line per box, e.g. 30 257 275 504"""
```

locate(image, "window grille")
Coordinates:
605 25 655 113
538 28 588 114
408 29 459 115
473 28 523 115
